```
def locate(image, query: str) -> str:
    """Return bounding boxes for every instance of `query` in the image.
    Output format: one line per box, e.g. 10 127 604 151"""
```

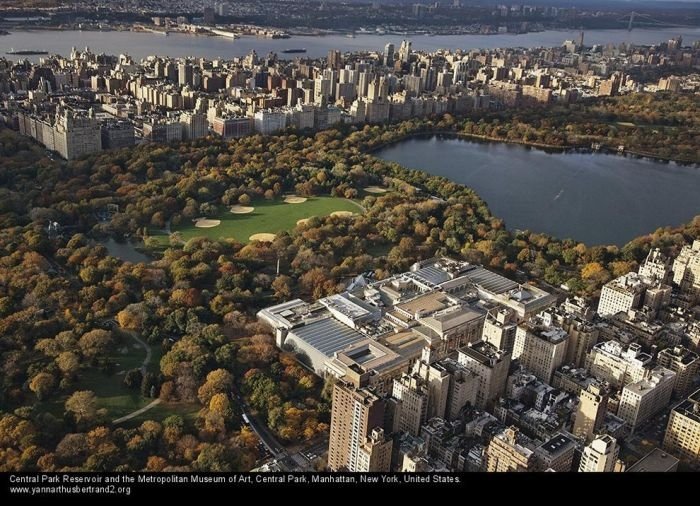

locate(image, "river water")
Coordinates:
375 136 700 246
2 27 700 61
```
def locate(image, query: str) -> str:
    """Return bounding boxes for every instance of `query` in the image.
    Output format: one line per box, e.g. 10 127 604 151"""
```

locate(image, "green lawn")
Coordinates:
121 401 201 428
40 336 164 421
166 196 362 244
77 340 163 420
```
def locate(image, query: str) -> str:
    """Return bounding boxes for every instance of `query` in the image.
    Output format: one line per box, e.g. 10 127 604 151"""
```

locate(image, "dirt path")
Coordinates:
125 331 152 374
346 199 366 213
112 399 162 425
111 329 158 425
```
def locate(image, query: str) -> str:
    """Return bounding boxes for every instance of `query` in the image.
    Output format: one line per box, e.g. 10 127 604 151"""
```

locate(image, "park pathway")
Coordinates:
111 329 157 424
122 330 152 374
112 399 162 424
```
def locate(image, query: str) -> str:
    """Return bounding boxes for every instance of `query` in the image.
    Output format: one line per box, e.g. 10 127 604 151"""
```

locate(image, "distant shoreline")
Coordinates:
3 24 693 39
368 130 700 167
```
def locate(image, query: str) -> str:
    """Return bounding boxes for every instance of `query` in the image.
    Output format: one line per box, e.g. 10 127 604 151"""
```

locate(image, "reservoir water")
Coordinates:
102 238 151 263
375 136 700 246
2 27 700 61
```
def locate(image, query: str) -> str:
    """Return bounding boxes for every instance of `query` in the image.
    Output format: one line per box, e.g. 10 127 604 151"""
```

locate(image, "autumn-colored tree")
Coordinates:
271 275 293 300
55 351 80 377
197 369 234 405
78 329 112 360
65 391 100 426
145 456 168 471
581 262 612 288
29 372 56 401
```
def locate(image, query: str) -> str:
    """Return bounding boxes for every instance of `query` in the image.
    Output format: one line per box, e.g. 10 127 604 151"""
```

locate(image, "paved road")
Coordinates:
112 399 162 424
244 407 286 458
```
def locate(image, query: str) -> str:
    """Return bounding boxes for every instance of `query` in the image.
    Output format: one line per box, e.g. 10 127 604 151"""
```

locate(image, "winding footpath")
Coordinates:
111 330 158 425
112 399 162 425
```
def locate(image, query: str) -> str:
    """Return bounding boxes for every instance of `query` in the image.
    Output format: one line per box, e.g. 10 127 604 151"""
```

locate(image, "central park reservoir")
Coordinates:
375 136 700 246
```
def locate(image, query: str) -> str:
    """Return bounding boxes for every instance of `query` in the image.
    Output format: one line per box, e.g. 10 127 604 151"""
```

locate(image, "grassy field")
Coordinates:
121 401 201 428
79 339 163 420
40 335 164 421
167 196 362 244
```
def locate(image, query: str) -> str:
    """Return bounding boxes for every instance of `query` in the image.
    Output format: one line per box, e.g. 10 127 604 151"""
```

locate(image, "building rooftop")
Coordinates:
627 448 679 473
538 433 576 457
460 340 506 367
605 272 648 294
288 317 365 357
623 367 676 397
420 304 485 333
379 330 429 359
320 292 379 323
520 313 568 343
256 298 313 328
592 340 652 364
672 388 700 424
462 265 519 294
395 291 452 317
659 345 699 366
411 263 452 286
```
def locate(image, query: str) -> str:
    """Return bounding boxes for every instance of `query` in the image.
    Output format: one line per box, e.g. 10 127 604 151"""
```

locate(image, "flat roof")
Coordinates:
672 389 700 424
288 317 365 357
421 305 485 332
627 448 679 473
539 434 575 456
411 264 452 286
396 291 451 315
320 293 374 320
379 330 429 359
463 266 519 294
333 338 406 373
624 367 676 396
461 340 504 365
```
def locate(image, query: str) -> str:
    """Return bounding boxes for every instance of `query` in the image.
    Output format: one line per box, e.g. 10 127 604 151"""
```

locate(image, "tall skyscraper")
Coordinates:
203 7 215 24
481 307 517 353
550 310 598 368
458 341 510 410
178 62 194 87
586 341 651 388
328 379 387 471
578 435 620 472
399 40 412 63
513 314 568 384
327 49 342 70
573 383 609 443
392 374 429 436
597 273 646 317
383 43 395 67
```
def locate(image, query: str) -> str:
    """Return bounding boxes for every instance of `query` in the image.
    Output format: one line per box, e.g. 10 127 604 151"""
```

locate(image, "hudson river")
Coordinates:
375 136 700 246
3 27 700 61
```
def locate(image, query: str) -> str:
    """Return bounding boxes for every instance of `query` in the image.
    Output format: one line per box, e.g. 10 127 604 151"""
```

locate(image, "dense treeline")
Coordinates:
0 92 698 470
360 93 700 162
456 92 700 162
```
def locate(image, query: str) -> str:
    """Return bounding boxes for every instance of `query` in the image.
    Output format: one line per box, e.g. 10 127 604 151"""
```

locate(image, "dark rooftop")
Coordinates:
627 448 679 473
